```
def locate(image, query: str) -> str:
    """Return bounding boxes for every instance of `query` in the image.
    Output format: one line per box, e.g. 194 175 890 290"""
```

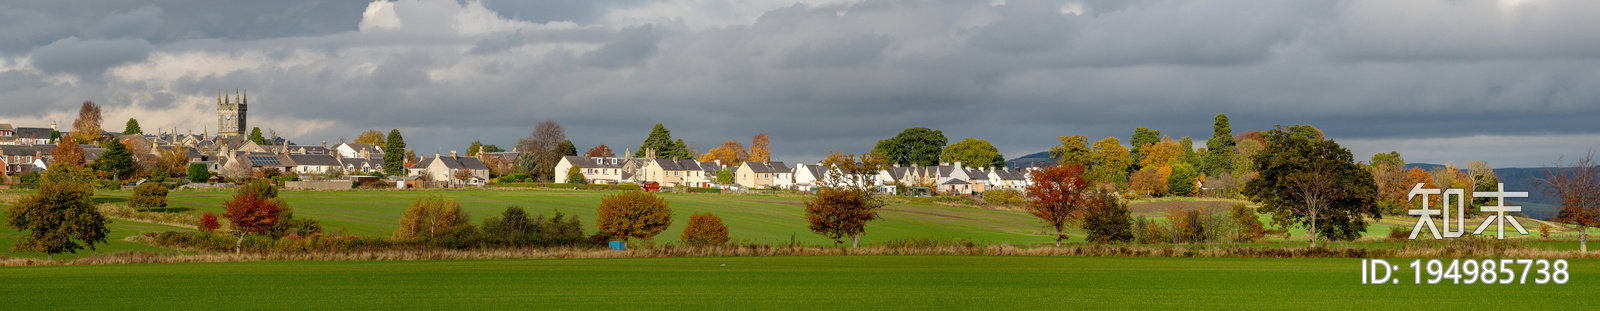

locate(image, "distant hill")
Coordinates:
1006 151 1053 169
1403 163 1552 205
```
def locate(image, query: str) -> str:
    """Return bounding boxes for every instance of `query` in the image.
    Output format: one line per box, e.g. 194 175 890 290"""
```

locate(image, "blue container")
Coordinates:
609 241 627 251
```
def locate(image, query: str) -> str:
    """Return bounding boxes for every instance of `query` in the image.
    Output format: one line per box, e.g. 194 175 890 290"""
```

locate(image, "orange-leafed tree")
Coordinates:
72 101 103 144
51 135 87 168
585 144 615 157
804 151 889 248
1026 164 1092 246
749 134 770 162
1138 136 1182 168
681 213 730 246
1541 151 1600 252
221 190 283 254
597 191 673 242
698 140 749 166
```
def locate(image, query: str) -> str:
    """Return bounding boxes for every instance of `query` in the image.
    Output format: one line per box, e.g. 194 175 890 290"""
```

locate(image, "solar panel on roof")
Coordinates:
248 155 282 166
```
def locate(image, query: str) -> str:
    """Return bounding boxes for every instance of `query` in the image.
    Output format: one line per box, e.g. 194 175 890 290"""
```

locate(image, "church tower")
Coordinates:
217 89 248 138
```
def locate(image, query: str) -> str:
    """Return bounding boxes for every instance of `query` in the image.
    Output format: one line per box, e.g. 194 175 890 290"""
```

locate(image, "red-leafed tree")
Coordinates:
221 191 283 254
585 144 616 157
681 213 730 246
199 212 221 233
1026 164 1092 246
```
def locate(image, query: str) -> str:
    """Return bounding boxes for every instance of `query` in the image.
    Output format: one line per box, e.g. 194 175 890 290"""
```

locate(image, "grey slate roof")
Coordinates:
15 127 52 139
414 156 489 171
768 161 789 173
940 179 971 185
288 154 341 166
653 159 682 170
744 161 775 173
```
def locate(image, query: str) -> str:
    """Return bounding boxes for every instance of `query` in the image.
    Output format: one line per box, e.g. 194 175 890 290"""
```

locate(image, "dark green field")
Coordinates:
0 256 1592 309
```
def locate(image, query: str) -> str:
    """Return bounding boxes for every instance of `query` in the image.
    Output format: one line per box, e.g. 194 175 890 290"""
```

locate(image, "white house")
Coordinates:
407 151 490 187
288 154 341 175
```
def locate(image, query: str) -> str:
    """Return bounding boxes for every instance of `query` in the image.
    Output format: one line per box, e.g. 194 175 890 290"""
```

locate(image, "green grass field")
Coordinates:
0 256 1591 309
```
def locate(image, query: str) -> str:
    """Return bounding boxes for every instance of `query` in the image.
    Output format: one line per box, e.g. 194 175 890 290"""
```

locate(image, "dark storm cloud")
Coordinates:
3 0 1599 168
30 37 153 77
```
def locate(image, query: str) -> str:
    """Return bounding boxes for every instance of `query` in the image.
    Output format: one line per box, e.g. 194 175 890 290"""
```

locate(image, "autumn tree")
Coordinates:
1049 135 1091 167
585 144 615 157
806 151 889 247
4 164 108 260
354 130 386 146
681 213 731 246
596 191 673 242
1540 151 1600 252
1089 137 1131 186
1129 167 1169 197
123 118 142 135
1367 151 1409 215
699 140 749 166
383 129 407 176
1243 127 1378 247
156 146 191 178
1138 136 1182 168
873 127 947 167
52 136 87 168
1203 114 1235 176
221 184 284 253
941 138 1005 168
199 212 221 233
1466 160 1499 204
394 195 470 240
72 101 103 144
1128 127 1161 171
516 120 567 181
749 134 771 162
129 182 169 212
1027 164 1091 246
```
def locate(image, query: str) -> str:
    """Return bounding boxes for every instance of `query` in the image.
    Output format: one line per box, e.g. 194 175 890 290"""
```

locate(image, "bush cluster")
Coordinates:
981 189 1026 206
1131 204 1239 244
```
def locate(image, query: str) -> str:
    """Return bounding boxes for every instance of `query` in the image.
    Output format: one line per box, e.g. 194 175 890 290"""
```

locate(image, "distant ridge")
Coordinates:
1006 151 1053 169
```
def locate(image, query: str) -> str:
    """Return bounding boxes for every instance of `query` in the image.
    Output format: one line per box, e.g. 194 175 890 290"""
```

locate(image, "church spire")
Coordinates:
243 89 247 104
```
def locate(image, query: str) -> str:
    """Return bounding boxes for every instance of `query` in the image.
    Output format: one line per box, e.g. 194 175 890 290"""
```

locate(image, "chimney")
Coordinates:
322 140 327 148
450 150 457 158
953 161 962 169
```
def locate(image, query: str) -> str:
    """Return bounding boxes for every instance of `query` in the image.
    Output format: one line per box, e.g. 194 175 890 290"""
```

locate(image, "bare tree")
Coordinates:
515 120 566 181
1539 150 1600 252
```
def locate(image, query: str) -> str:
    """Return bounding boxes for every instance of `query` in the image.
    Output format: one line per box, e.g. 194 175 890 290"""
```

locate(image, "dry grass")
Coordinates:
6 239 1599 267
97 203 200 229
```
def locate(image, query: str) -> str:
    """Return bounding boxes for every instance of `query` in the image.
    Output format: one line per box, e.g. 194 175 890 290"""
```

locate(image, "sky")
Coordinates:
2 0 1598 168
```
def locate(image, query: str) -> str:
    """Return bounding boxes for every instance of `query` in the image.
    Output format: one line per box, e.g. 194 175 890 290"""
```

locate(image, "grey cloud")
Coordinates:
581 25 659 68
30 37 153 77
89 5 164 39
4 0 1600 168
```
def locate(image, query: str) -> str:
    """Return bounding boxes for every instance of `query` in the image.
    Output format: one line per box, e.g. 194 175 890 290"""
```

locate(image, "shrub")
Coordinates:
393 195 470 240
129 182 169 211
1166 163 1200 196
1540 225 1551 239
1387 226 1413 241
1081 193 1133 244
981 189 1026 206
481 206 539 244
684 187 721 194
199 212 220 233
1133 216 1168 244
597 191 673 241
681 213 730 246
1231 204 1267 242
188 163 211 182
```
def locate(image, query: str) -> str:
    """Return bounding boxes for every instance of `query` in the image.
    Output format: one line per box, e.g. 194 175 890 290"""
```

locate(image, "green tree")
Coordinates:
4 164 109 260
188 163 211 182
1203 114 1236 176
1081 193 1133 244
716 168 734 185
1049 135 1091 167
566 166 586 184
872 127 948 167
123 118 142 135
249 127 266 145
48 130 61 144
1177 136 1200 169
482 144 504 153
941 138 1005 168
635 123 686 158
94 138 137 181
558 140 577 157
1243 127 1378 247
1284 124 1324 141
1129 127 1161 172
1166 162 1200 196
467 140 483 156
383 129 407 176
